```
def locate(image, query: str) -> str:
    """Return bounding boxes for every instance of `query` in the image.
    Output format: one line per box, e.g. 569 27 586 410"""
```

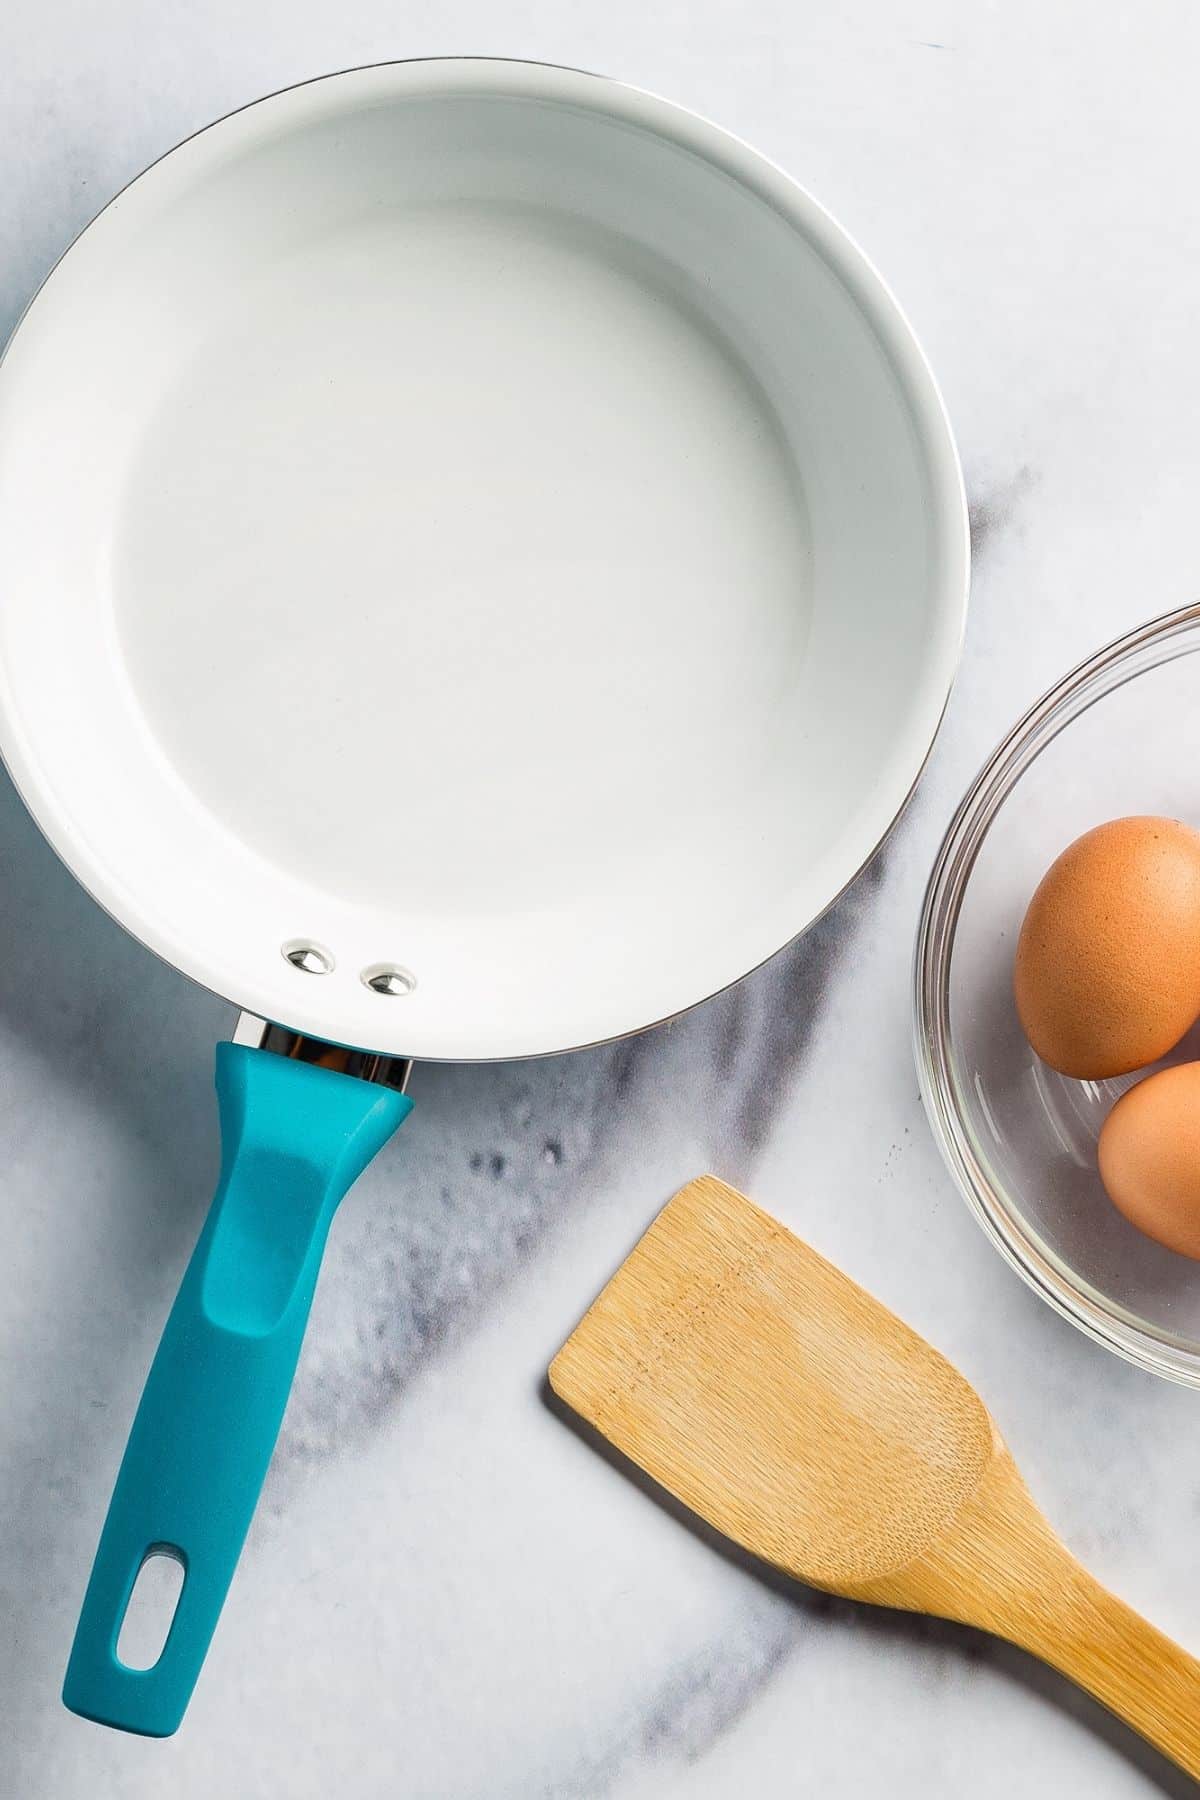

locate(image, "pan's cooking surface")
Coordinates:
115 203 811 918
0 62 966 1058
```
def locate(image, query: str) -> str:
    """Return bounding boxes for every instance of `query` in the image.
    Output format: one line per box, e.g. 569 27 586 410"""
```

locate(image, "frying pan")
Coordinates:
0 59 968 1734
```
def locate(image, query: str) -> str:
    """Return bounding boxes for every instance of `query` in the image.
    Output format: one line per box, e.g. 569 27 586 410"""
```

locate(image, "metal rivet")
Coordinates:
282 940 335 975
362 963 416 997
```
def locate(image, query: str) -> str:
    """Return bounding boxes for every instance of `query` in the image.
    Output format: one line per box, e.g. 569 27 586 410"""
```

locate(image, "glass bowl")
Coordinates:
916 602 1200 1385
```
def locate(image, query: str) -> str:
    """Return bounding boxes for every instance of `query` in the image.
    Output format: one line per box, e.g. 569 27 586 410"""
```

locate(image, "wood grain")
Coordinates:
550 1176 1200 1779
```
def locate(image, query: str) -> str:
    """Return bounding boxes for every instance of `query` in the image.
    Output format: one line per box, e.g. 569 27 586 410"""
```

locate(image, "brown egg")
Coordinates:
1099 1063 1200 1259
1014 816 1200 1078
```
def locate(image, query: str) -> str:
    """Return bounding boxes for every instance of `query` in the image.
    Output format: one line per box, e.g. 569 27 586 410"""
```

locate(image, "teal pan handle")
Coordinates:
63 1042 412 1736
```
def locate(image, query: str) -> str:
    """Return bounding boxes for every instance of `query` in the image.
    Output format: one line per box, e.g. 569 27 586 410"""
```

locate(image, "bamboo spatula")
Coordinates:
550 1176 1200 1778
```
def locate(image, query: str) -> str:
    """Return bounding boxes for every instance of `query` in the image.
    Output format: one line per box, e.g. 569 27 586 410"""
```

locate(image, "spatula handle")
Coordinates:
863 1453 1200 1781
63 1043 411 1736
1007 1559 1200 1780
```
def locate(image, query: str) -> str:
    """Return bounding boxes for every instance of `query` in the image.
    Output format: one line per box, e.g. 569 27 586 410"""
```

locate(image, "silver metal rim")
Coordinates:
0 56 970 1062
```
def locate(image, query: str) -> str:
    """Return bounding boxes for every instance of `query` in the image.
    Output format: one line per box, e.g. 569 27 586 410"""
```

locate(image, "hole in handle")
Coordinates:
116 1548 186 1671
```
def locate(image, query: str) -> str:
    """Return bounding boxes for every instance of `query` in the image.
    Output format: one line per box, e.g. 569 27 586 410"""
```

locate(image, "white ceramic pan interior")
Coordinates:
0 60 967 1062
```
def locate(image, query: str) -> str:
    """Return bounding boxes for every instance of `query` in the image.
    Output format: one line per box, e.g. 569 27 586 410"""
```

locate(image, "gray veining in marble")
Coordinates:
4 4 1200 1798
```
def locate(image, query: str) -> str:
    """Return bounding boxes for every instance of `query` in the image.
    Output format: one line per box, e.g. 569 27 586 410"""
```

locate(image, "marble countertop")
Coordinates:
4 3 1200 1795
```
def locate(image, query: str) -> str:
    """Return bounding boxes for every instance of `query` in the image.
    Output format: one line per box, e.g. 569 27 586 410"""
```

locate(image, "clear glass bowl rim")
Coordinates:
914 599 1200 1386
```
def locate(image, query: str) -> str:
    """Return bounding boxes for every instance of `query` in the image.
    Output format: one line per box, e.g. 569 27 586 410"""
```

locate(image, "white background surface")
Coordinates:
2 4 1199 1796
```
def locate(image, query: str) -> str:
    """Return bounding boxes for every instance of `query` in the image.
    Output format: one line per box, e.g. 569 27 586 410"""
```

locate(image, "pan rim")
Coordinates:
0 56 969 1061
